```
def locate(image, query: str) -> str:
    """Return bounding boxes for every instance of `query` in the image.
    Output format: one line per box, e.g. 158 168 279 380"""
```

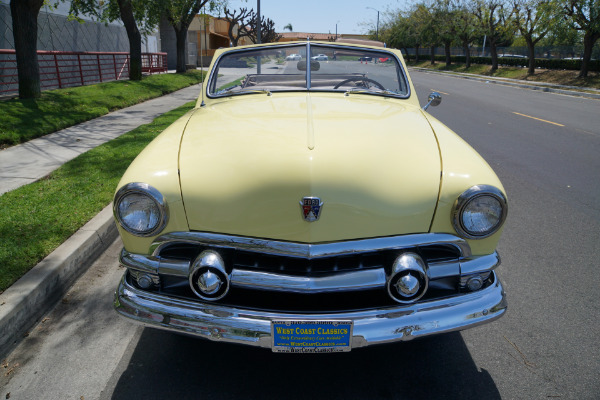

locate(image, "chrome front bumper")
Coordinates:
114 271 507 349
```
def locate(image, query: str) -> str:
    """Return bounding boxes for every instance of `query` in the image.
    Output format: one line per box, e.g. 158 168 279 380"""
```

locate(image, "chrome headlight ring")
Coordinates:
114 183 169 237
452 185 507 239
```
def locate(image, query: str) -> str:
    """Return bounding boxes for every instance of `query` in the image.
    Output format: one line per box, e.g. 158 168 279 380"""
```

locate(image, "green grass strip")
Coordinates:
408 61 600 90
0 101 196 293
0 71 204 148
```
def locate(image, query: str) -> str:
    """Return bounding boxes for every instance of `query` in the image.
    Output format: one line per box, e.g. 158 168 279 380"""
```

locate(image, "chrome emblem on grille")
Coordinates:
300 197 323 222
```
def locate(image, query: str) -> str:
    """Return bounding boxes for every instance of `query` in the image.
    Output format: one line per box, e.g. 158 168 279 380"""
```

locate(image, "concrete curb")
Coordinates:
0 204 117 359
410 67 600 100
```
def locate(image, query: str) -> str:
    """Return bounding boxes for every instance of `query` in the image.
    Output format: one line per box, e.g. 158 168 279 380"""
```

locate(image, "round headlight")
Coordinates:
114 183 168 237
453 185 507 239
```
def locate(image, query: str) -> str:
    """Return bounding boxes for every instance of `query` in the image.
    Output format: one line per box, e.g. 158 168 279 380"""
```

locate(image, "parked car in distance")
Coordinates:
311 53 328 61
113 41 508 354
286 53 302 61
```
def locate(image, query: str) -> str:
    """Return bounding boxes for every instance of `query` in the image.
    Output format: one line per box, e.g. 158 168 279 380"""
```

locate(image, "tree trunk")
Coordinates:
117 0 142 80
463 41 471 68
175 27 188 73
430 46 436 65
579 31 600 78
526 38 535 76
10 0 44 99
490 38 498 72
444 41 451 67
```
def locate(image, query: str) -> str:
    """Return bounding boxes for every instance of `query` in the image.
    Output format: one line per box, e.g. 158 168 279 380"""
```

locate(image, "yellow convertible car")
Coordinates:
113 41 508 353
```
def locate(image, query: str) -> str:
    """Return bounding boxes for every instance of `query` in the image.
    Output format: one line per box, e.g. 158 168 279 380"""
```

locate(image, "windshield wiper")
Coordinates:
216 85 240 95
344 87 397 96
217 86 272 96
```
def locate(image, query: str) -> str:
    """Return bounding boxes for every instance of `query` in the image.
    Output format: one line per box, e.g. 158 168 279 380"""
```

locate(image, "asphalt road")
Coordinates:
2 71 599 399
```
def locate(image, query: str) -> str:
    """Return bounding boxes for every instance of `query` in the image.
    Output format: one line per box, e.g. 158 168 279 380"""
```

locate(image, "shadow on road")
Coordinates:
108 328 500 400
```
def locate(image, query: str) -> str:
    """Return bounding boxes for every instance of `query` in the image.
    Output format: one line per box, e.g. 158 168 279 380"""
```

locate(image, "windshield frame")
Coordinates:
206 42 411 100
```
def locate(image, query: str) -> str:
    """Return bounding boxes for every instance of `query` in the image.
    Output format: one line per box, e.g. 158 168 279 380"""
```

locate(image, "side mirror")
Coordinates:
297 60 321 71
423 92 442 111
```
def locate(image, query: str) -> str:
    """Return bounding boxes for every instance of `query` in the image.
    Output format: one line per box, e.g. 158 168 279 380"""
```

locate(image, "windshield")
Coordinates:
208 43 409 98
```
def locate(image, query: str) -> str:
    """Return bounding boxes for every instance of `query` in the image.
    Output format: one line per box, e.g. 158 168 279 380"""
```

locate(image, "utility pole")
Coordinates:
366 7 380 41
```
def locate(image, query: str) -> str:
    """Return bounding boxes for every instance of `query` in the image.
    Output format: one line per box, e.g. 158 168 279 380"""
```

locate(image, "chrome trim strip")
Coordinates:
306 41 312 90
120 250 160 274
149 232 472 259
460 252 501 275
115 271 506 349
158 259 190 277
230 268 387 293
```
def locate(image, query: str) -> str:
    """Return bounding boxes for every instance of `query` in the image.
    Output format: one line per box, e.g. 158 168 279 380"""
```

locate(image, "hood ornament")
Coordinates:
300 197 323 222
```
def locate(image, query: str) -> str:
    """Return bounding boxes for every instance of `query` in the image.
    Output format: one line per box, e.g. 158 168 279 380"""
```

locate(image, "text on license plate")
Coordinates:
271 320 353 353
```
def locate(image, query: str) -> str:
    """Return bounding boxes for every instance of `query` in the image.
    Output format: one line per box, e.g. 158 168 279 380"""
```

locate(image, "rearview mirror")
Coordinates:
423 92 442 111
297 60 321 71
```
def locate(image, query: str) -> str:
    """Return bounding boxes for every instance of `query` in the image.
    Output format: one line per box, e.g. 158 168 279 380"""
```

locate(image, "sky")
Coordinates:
216 0 410 35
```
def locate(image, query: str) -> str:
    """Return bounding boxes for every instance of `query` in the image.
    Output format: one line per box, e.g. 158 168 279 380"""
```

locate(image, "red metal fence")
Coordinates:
0 50 168 95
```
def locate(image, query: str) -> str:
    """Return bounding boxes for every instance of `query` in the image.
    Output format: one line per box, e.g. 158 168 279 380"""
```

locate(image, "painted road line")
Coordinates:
430 89 450 95
512 112 564 127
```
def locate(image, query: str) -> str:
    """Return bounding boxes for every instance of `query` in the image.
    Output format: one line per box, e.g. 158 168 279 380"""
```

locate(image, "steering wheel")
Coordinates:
334 77 386 90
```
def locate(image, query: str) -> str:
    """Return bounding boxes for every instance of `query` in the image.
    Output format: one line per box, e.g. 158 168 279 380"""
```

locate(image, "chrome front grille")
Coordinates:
120 232 500 312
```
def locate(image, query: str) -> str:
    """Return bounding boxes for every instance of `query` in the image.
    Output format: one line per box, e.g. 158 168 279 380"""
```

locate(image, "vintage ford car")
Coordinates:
113 41 508 353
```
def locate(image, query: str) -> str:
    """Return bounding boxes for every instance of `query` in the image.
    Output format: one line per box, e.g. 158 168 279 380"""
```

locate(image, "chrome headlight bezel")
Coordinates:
452 185 507 240
113 183 169 237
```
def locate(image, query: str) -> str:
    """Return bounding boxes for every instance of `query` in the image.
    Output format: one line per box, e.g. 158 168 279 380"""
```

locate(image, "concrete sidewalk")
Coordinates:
0 83 201 195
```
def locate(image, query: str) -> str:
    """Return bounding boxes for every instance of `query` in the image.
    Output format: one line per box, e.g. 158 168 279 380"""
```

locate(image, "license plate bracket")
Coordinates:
271 320 353 353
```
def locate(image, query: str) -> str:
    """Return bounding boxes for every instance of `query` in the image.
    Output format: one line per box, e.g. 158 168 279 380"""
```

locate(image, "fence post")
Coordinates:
77 54 84 85
54 53 62 88
97 54 103 82
113 54 118 80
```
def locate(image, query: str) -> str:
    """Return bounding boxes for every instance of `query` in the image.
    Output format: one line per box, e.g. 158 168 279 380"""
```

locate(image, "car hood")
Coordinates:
179 94 441 243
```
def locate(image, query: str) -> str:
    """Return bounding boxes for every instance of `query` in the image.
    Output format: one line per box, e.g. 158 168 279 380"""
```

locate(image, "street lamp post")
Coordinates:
257 0 261 44
366 7 380 41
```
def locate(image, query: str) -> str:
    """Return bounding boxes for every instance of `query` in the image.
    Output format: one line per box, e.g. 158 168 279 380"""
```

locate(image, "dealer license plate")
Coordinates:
271 320 353 353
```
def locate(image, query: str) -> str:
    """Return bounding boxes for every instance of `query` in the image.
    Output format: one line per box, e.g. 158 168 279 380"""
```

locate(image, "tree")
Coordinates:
455 1 483 68
385 10 422 62
562 0 600 77
512 0 557 75
284 23 293 32
10 0 45 98
474 0 514 72
223 7 253 46
162 0 217 73
433 0 458 67
70 0 159 81
417 3 443 64
244 13 282 44
115 0 142 80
